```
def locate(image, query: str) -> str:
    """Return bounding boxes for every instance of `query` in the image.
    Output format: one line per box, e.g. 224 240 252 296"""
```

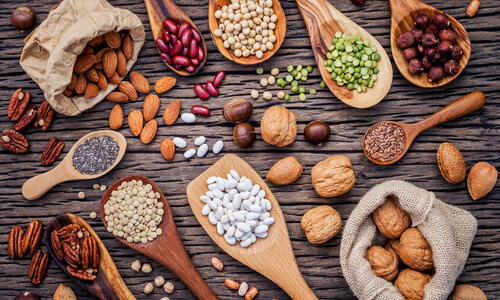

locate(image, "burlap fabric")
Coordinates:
340 180 477 300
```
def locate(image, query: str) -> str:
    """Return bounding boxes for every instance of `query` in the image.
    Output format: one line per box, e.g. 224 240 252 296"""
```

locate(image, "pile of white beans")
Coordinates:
200 170 275 247
213 0 278 59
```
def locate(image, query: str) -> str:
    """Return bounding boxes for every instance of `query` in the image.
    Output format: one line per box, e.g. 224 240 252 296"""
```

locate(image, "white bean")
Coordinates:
213 140 224 154
233 212 245 221
217 222 224 235
181 113 196 123
224 234 237 245
197 144 209 157
240 238 252 247
184 149 196 159
235 228 245 239
208 183 217 191
173 137 187 148
227 226 236 237
237 222 251 233
255 225 268 234
255 231 267 238
246 212 261 220
202 205 211 215
207 176 217 184
230 170 240 181
208 212 217 225
213 189 224 199
263 217 275 225
194 136 206 145
200 196 210 203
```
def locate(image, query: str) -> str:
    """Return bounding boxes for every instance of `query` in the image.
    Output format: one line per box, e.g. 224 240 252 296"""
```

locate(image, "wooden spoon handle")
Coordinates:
22 167 68 200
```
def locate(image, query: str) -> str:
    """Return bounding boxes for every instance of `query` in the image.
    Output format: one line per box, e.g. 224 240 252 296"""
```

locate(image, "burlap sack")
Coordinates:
20 0 145 116
340 180 477 300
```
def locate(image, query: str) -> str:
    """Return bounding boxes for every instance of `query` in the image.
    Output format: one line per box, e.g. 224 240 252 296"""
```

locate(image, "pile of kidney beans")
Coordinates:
156 19 204 73
396 13 463 83
194 71 225 100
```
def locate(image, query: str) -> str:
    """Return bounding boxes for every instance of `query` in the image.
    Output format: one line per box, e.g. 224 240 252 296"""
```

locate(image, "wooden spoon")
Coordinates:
363 91 485 165
296 0 393 108
144 0 207 75
186 154 318 300
22 130 126 200
208 0 286 65
390 0 471 88
45 213 135 300
100 175 218 300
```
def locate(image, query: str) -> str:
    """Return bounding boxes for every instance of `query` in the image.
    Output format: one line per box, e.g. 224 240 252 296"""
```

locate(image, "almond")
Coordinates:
154 77 176 94
53 284 78 300
116 50 127 77
75 74 87 94
106 92 128 102
82 45 94 55
73 54 96 74
128 110 144 136
163 99 180 125
467 162 497 200
68 73 77 90
109 104 124 130
94 62 103 70
122 33 133 60
85 83 99 98
130 71 150 94
437 142 466 184
143 94 160 121
97 70 108 90
63 88 75 97
88 35 104 47
107 72 120 84
267 156 303 185
85 68 99 83
140 120 158 144
104 31 122 49
95 47 112 63
118 81 137 101
160 138 175 161
103 50 118 78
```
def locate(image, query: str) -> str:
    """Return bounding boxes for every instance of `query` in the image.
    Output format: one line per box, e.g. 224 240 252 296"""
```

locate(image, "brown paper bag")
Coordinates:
20 0 145 116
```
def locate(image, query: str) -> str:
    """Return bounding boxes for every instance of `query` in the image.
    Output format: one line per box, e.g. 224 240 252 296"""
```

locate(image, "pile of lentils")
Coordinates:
73 135 119 175
364 122 406 162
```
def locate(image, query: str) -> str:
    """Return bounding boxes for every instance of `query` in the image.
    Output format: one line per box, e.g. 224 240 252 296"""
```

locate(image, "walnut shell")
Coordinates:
373 196 411 239
437 142 466 184
385 239 402 263
311 156 355 197
395 268 431 300
366 246 399 281
399 228 433 271
260 106 297 147
450 284 487 300
301 205 342 244
266 156 303 185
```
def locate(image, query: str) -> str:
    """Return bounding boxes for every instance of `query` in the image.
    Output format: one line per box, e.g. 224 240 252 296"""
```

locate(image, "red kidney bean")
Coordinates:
161 52 173 65
192 29 201 43
213 71 225 87
174 64 182 70
170 34 178 45
177 22 191 38
182 46 189 56
181 29 193 47
162 29 171 43
206 81 219 97
191 58 199 66
170 40 182 57
194 84 210 99
185 64 196 72
189 39 198 58
191 105 210 116
197 46 204 61
173 55 190 67
156 38 170 53
164 19 178 35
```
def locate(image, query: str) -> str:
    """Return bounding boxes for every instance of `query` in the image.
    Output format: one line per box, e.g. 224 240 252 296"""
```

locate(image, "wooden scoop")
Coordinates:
390 0 471 88
296 0 393 108
100 175 218 300
22 130 126 201
208 0 286 65
45 213 135 300
186 154 318 300
364 91 485 165
144 0 207 75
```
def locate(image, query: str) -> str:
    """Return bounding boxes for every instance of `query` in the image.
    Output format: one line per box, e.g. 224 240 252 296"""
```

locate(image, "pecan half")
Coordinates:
14 105 37 131
28 250 50 285
58 224 80 243
67 265 96 281
63 242 81 266
22 219 43 255
70 228 82 247
41 138 64 166
81 235 100 269
34 101 55 131
51 230 65 261
1 130 29 153
8 225 25 259
8 89 30 121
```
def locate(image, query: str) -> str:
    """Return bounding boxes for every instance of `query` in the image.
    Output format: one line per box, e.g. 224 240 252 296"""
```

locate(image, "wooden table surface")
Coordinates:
1 0 499 299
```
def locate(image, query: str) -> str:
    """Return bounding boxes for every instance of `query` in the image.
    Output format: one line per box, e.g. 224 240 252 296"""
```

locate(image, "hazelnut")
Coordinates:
301 205 342 244
311 155 355 198
450 284 487 300
15 292 41 300
410 28 424 42
437 55 449 65
438 40 454 55
233 122 256 148
351 0 365 5
365 246 399 281
421 33 437 47
144 282 154 294
372 196 411 239
433 13 450 29
451 46 464 61
439 29 457 43
467 161 498 200
304 120 331 146
266 156 303 185
407 59 424 75
403 47 417 61
437 142 466 183
396 31 415 49
427 66 445 83
443 60 459 75
421 57 433 70
414 14 430 29
223 98 253 123
424 47 437 59
261 106 297 147
399 228 434 271
395 269 431 300
11 7 36 31
417 43 426 56
425 24 439 37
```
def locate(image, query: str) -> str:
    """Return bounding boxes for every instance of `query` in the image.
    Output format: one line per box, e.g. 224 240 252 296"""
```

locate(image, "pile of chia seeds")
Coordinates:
73 135 119 175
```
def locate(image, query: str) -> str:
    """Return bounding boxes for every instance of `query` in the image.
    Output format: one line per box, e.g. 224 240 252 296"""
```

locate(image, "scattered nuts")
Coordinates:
93 184 100 190
78 191 85 199
109 104 124 130
466 0 480 17
154 77 176 94
211 257 224 271
223 99 253 123
164 282 174 293
89 212 97 219
143 94 160 122
467 161 497 200
260 78 268 87
224 278 239 290
142 263 152 273
238 282 249 296
450 284 487 300
131 259 141 272
366 246 399 281
372 196 411 239
11 7 36 31
128 110 144 136
262 91 272 100
163 99 181 125
144 282 154 294
277 91 285 99
437 142 466 184
311 156 355 197
399 228 434 271
301 205 342 244
155 275 165 286
271 68 280 76
304 121 331 146
160 298 170 300
15 292 40 300
268 76 275 85
245 287 259 300
266 156 303 185
161 139 175 161
251 90 259 99
394 269 431 300
261 106 297 147
233 122 256 148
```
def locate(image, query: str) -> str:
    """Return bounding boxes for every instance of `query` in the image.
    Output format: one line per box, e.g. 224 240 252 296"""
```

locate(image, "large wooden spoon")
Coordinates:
296 0 393 108
144 0 207 75
363 91 485 165
45 213 135 300
390 0 471 88
100 175 218 300
22 130 126 200
186 154 318 300
208 0 286 65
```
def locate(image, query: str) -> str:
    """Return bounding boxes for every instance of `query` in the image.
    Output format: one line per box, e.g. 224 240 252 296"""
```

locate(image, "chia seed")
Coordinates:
73 135 119 175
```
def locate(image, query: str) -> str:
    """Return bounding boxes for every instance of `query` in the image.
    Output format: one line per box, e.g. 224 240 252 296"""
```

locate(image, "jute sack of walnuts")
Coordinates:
20 0 145 116
340 180 477 300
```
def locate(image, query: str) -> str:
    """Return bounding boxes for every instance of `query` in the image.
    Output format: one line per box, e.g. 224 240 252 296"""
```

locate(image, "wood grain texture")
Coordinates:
0 0 499 299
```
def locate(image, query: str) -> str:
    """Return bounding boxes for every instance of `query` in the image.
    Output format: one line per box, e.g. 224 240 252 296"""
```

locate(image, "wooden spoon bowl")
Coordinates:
208 0 286 65
100 175 218 300
390 0 471 88
45 213 135 300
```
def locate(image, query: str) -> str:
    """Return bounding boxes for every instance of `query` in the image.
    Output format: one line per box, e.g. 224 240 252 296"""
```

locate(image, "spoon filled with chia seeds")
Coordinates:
22 130 126 200
363 91 485 165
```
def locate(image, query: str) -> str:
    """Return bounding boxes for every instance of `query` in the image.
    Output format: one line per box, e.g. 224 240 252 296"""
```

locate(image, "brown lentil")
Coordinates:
364 122 405 162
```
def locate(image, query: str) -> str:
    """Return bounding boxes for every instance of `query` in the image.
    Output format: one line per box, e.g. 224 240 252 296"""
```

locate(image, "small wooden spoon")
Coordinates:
144 0 207 75
100 175 218 300
22 130 126 200
187 154 318 300
208 0 286 65
364 91 485 165
296 0 393 108
390 0 471 88
45 213 135 300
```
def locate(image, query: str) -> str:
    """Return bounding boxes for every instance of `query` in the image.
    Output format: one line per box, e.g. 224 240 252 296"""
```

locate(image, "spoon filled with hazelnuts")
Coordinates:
389 0 471 88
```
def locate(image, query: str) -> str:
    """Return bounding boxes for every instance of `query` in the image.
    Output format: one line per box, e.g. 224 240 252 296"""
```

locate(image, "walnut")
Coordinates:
311 156 355 197
399 228 434 271
260 106 297 147
395 268 431 300
385 239 402 263
372 196 411 239
366 246 399 281
301 205 342 244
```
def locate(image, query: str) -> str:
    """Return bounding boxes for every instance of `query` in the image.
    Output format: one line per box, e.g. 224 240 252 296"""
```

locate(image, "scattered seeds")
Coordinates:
144 282 154 294
173 137 187 148
131 260 141 272
100 184 107 191
238 282 249 296
251 90 259 99
225 278 239 290
155 275 165 287
263 91 272 100
299 94 306 101
184 149 196 159
160 298 170 300
181 113 196 123
271 68 280 76
245 287 259 299
256 67 264 74
213 140 224 154
89 212 97 219
93 183 100 190
277 91 285 99
197 144 209 158
211 257 224 271
164 282 174 293
260 78 268 87
194 136 206 146
142 263 152 273
268 76 275 85
78 191 85 199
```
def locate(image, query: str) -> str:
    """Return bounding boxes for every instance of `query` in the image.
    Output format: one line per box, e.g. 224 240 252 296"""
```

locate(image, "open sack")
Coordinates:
340 180 477 300
20 0 145 116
